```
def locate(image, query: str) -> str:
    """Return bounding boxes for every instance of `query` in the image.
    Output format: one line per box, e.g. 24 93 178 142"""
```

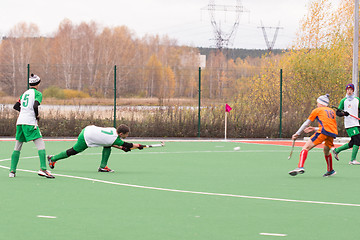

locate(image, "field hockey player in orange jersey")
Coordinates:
289 94 338 177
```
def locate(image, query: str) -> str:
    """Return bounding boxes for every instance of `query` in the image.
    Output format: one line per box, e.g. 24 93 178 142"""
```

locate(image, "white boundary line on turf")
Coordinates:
1 159 360 208
37 215 57 219
0 149 319 162
89 149 326 156
0 156 38 162
260 233 287 237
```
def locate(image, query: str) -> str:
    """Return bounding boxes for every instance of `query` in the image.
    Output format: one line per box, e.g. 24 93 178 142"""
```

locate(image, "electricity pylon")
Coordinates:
258 21 283 51
202 0 249 50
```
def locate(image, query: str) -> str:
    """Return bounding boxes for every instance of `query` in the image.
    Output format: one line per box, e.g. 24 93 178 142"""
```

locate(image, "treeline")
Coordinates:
0 19 200 98
197 47 285 60
0 19 268 101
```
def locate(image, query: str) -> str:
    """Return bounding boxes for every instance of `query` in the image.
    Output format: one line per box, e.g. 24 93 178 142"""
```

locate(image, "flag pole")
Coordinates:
225 111 228 140
224 104 232 140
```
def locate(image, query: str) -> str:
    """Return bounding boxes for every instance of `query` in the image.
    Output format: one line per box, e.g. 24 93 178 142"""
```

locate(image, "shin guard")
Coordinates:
298 149 308 168
325 154 333 172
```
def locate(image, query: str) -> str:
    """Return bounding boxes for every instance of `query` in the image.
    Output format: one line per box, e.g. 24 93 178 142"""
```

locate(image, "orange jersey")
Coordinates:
308 107 338 137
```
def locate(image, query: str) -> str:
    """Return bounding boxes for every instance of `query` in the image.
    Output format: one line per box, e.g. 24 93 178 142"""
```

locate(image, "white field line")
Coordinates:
0 149 308 162
1 160 360 207
81 149 323 156
0 156 39 162
37 215 57 219
0 149 311 161
260 233 287 237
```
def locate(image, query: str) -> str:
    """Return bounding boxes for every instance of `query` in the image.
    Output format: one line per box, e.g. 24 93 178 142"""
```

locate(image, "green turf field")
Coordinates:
1 140 360 240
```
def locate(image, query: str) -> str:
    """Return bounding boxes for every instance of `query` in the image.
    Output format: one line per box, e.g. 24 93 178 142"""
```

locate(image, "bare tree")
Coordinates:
0 22 40 96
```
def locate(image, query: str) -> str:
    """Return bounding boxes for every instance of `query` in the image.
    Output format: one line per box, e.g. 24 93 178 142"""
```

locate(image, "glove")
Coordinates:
343 111 350 116
138 144 146 150
121 146 131 152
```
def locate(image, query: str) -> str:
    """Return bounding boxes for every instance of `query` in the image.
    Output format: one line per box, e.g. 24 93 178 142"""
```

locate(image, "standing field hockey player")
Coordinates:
9 74 54 178
289 94 338 177
332 83 360 165
48 124 145 172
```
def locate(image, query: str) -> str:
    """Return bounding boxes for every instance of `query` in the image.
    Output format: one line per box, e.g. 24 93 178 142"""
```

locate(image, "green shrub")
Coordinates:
63 89 90 99
43 86 65 99
43 87 91 99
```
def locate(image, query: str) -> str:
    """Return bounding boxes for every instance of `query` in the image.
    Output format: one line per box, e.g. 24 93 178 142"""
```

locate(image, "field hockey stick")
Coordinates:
143 141 165 148
288 140 295 160
331 105 360 120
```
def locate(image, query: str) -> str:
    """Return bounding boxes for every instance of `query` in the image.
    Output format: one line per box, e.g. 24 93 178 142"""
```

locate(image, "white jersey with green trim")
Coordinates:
339 97 360 129
84 125 119 147
16 89 38 126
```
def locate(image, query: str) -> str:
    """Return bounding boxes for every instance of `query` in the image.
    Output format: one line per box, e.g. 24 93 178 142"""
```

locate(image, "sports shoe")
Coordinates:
349 160 360 165
9 171 15 178
288 167 305 176
332 149 339 161
47 155 56 169
38 169 55 179
98 166 114 172
323 170 336 177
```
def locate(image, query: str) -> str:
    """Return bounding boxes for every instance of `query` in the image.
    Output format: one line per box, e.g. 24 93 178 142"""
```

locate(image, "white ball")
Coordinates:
233 147 241 151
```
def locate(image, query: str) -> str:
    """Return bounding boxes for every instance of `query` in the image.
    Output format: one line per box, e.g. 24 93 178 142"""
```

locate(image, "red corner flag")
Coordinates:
225 104 232 113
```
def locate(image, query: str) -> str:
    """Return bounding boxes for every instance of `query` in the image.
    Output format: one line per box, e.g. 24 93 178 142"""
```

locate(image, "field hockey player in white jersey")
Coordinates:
47 124 146 172
9 74 54 178
332 83 360 165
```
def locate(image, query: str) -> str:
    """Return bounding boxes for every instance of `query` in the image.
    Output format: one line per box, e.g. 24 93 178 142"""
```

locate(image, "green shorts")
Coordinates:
15 125 42 142
72 129 88 153
346 127 360 137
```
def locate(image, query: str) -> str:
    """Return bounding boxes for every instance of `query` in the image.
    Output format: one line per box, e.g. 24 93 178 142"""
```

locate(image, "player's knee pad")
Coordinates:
33 138 45 150
14 141 23 151
66 148 79 156
350 134 360 148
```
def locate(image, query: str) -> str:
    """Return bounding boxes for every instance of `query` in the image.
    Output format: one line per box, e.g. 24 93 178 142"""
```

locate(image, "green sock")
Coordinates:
336 143 350 153
351 145 359 161
38 149 47 170
100 147 111 168
10 150 20 173
52 151 70 161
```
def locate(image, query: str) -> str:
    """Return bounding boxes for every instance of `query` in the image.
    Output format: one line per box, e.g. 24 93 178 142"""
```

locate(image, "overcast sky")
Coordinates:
0 0 342 49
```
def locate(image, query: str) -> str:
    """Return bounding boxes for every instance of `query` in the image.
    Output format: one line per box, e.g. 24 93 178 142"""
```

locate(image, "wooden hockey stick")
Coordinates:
288 140 295 160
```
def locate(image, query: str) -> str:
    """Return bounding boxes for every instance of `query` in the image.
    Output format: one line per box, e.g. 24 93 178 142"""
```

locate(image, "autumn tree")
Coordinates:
52 19 77 89
162 66 176 98
145 54 163 98
203 50 228 99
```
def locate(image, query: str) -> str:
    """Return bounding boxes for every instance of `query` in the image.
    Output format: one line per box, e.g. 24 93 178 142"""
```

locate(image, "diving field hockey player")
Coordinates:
48 124 146 172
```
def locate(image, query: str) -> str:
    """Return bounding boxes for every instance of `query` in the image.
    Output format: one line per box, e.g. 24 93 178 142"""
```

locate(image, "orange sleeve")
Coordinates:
308 108 319 122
